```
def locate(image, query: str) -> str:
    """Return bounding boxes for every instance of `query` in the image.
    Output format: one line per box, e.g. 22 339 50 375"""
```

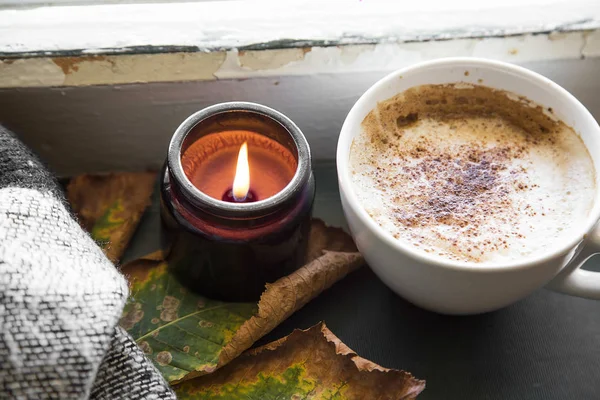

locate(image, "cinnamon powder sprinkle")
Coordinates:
350 83 594 263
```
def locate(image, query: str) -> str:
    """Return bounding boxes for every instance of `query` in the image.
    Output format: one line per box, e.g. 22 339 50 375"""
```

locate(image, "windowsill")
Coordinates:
1 0 599 88
0 0 599 177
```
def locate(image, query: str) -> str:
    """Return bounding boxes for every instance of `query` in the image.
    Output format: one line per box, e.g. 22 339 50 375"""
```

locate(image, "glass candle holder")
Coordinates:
160 102 315 301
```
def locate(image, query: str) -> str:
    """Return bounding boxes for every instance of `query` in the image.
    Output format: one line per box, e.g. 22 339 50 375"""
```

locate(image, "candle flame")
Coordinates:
232 142 250 201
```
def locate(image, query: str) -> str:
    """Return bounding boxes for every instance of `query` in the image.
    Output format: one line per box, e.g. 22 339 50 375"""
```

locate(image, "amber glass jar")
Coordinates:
160 102 315 301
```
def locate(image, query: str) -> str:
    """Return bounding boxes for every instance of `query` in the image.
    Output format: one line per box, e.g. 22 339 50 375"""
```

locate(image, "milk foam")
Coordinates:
350 84 596 264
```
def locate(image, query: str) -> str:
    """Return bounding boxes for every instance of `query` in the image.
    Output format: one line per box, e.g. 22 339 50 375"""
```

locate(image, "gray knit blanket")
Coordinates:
0 125 175 399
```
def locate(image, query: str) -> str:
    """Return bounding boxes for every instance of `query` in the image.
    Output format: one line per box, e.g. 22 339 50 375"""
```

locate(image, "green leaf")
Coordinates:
120 260 258 382
121 220 364 384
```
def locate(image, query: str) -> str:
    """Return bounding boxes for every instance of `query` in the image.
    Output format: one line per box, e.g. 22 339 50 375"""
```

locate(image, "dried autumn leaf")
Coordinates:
306 219 356 262
174 322 426 399
67 172 156 262
214 251 363 375
120 219 363 383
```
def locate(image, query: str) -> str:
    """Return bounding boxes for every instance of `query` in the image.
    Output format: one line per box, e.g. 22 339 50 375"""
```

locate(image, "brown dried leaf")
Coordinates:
216 251 363 369
67 172 156 262
174 322 425 399
306 218 357 262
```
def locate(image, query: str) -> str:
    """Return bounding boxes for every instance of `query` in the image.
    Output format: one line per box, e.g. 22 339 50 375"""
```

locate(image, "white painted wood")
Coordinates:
1 0 598 55
2 31 598 88
1 58 598 176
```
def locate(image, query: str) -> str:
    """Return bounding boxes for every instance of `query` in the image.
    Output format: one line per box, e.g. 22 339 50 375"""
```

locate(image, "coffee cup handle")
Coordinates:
547 223 600 299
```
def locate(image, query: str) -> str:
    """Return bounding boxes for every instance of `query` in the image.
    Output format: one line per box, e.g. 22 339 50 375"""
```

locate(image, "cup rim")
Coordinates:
337 57 600 272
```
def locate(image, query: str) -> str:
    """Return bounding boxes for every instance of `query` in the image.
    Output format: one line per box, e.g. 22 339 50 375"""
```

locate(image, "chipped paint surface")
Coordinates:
0 52 226 88
0 0 599 88
0 58 64 87
583 29 600 58
239 48 311 70
0 30 598 88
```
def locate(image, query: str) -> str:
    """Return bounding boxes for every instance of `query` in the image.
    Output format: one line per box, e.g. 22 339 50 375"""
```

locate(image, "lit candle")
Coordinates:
181 131 297 204
161 102 315 301
229 142 251 202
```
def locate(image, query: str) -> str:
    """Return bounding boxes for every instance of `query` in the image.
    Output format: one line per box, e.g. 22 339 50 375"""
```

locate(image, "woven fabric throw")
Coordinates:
0 125 175 399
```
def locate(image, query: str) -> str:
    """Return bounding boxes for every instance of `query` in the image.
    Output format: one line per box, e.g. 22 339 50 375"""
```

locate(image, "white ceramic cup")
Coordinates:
337 58 600 315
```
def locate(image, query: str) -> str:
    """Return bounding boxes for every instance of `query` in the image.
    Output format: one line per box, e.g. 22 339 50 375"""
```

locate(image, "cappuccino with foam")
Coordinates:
350 84 596 264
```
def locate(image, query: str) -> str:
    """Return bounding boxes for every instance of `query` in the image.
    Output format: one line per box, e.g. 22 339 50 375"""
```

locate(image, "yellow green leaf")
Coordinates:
67 172 156 262
174 323 425 399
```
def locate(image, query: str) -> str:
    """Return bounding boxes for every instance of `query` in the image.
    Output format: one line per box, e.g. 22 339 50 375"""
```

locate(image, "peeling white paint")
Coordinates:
239 48 309 71
0 58 64 87
60 52 226 86
582 29 600 58
1 30 597 88
1 0 599 89
0 52 226 88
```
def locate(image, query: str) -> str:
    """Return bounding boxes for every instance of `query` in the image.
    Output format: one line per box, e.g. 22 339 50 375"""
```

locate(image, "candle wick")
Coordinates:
223 188 256 203
233 193 247 202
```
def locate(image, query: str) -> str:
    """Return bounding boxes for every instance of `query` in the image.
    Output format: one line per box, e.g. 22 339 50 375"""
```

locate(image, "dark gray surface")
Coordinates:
124 161 600 400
